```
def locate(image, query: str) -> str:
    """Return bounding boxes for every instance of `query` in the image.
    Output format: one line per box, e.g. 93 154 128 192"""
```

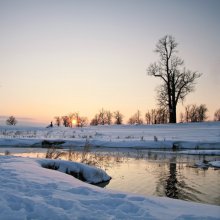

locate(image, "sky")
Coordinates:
0 0 220 125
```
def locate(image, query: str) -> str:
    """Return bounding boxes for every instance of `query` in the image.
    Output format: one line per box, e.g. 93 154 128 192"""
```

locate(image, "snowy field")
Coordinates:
1 122 220 219
0 121 220 150
1 156 220 220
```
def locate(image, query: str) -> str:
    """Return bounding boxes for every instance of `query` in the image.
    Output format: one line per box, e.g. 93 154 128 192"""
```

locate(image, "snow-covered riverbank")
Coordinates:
1 123 220 219
0 156 219 220
0 122 220 149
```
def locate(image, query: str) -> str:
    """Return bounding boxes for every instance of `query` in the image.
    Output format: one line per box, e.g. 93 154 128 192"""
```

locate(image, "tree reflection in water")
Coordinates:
165 160 178 198
155 156 202 202
156 157 181 199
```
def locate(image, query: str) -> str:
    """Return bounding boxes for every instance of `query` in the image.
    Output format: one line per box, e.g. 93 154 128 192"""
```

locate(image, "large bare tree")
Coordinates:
147 35 202 123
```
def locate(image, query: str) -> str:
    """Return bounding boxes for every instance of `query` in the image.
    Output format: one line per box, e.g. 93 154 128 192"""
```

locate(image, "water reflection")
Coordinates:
154 157 206 203
165 159 178 198
1 147 220 206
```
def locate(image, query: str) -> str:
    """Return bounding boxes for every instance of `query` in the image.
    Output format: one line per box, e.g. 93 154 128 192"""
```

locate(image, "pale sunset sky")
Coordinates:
0 0 220 125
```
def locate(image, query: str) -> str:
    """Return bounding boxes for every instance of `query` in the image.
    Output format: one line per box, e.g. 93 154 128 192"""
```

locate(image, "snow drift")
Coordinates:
39 158 111 184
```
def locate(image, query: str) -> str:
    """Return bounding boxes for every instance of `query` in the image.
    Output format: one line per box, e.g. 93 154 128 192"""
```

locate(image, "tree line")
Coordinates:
5 107 220 126
53 109 124 127
52 106 220 127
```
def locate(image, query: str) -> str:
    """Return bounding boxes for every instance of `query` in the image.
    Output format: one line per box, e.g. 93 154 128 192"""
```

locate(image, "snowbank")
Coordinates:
0 156 219 220
39 158 111 184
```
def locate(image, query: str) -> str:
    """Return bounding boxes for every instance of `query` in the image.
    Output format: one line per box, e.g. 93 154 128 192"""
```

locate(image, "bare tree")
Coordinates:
189 104 198 122
62 116 70 127
156 108 169 124
145 111 151 124
128 116 136 125
90 109 122 125
6 116 17 125
145 109 157 124
214 108 220 121
184 105 191 123
151 109 157 124
105 110 112 125
54 116 61 127
78 116 88 127
182 104 208 122
128 110 143 125
197 104 208 122
98 108 106 125
90 114 99 126
147 35 202 123
136 110 143 124
145 108 168 124
113 111 123 125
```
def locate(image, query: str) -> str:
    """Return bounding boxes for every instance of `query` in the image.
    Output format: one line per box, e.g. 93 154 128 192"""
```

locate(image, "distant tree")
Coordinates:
113 111 123 125
184 105 191 123
147 35 202 123
189 104 198 122
90 114 99 126
196 104 208 122
145 111 151 124
98 108 106 125
62 112 87 127
62 116 70 127
135 110 143 124
57 112 88 127
54 116 61 127
156 108 169 124
128 110 143 125
145 108 168 124
128 116 136 125
150 109 157 124
145 109 157 124
6 116 17 126
90 108 112 125
78 116 88 127
182 104 208 122
214 108 220 121
105 110 112 125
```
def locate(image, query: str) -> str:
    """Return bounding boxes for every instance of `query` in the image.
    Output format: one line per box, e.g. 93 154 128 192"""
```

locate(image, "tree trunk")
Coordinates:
170 77 177 123
169 103 177 123
172 106 177 123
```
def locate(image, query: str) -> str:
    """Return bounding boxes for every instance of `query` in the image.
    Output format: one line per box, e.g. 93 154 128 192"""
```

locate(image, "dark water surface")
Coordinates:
1 147 220 206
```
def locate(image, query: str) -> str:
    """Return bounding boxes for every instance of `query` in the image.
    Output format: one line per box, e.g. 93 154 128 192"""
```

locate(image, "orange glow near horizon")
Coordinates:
72 119 77 126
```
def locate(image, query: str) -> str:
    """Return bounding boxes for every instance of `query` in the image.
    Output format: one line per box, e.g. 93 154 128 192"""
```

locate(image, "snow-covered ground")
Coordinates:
1 123 220 219
1 156 220 220
0 122 220 149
